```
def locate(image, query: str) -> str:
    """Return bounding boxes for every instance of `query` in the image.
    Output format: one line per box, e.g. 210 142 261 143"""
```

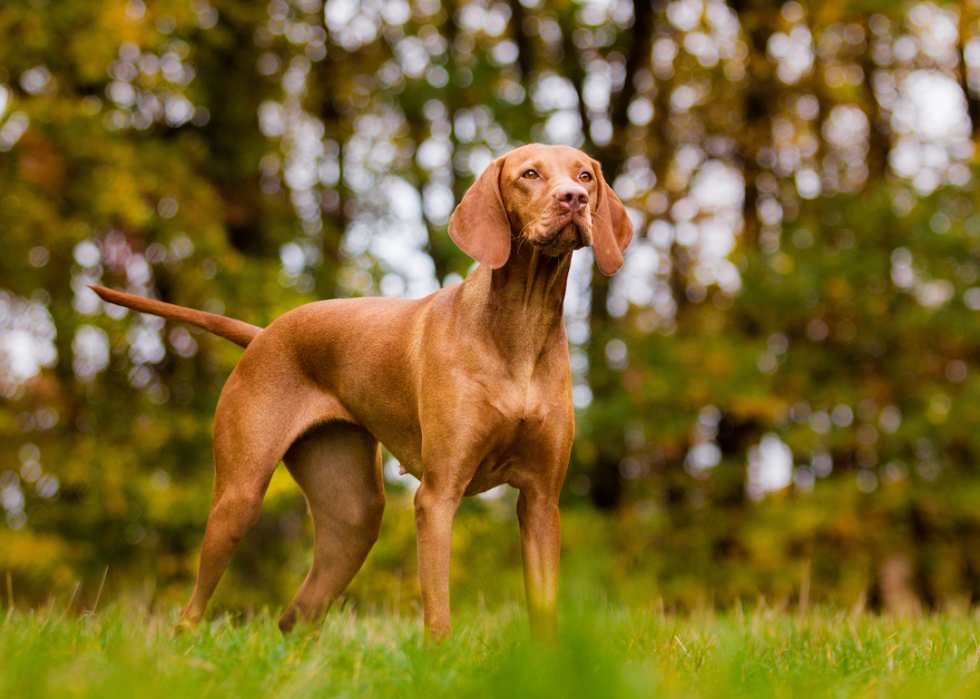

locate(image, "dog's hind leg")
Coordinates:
176 374 308 630
277 421 385 633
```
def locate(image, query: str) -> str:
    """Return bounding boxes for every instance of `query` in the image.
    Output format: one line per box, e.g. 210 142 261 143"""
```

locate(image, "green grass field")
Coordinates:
3 599 980 698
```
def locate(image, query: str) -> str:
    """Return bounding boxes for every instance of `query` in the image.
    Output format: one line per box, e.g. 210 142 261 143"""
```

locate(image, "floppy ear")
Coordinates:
447 156 512 269
590 159 633 275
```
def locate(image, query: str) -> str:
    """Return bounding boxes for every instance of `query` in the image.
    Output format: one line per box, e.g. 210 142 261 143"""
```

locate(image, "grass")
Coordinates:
3 598 980 698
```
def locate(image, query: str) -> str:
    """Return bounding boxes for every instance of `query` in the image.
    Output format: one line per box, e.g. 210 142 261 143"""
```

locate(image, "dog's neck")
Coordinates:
461 240 572 359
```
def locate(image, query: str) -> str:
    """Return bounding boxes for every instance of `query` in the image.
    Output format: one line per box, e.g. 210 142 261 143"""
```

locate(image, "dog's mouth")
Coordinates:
533 212 592 251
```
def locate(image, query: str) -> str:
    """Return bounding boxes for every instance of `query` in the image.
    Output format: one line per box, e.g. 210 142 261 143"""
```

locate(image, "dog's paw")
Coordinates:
174 615 201 636
277 609 298 635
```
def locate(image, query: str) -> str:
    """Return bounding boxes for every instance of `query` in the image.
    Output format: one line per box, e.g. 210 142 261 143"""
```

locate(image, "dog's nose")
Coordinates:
555 186 589 212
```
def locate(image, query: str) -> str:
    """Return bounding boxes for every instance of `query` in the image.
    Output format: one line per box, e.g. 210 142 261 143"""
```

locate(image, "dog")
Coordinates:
91 143 632 639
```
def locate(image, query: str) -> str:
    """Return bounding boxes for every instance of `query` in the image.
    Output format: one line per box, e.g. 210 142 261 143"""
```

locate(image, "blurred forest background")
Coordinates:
4 0 980 618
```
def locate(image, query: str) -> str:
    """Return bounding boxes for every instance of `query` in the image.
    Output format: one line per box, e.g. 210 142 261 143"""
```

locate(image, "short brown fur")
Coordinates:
90 144 632 639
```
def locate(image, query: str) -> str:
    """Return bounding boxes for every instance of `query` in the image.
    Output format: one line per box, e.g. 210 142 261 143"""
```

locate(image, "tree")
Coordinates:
4 0 980 612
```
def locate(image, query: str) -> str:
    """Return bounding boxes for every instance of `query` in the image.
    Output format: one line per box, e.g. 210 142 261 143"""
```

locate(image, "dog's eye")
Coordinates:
522 170 539 179
579 172 592 182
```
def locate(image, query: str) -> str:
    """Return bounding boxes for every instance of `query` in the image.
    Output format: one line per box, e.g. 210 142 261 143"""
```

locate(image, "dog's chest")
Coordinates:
484 368 556 425
463 383 567 495
481 373 570 456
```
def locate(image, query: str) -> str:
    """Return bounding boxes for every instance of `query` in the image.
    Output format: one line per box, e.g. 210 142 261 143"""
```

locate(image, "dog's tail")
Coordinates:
88 286 263 349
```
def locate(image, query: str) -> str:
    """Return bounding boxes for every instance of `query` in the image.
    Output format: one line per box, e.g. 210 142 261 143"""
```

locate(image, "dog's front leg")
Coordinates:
516 486 561 641
414 478 464 640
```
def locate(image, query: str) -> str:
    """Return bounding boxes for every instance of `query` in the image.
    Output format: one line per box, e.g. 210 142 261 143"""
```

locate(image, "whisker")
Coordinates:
519 213 548 238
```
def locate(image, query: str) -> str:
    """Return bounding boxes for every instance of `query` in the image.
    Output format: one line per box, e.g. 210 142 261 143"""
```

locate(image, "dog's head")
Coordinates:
447 144 634 275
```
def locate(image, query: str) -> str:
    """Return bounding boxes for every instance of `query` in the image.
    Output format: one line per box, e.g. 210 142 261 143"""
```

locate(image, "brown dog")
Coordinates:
91 143 632 639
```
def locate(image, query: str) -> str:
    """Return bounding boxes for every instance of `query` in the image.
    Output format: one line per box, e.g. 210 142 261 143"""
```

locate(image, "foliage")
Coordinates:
4 0 980 616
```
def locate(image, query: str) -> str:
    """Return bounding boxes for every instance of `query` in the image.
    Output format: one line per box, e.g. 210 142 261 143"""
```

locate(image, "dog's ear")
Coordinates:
448 156 512 269
590 159 633 275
